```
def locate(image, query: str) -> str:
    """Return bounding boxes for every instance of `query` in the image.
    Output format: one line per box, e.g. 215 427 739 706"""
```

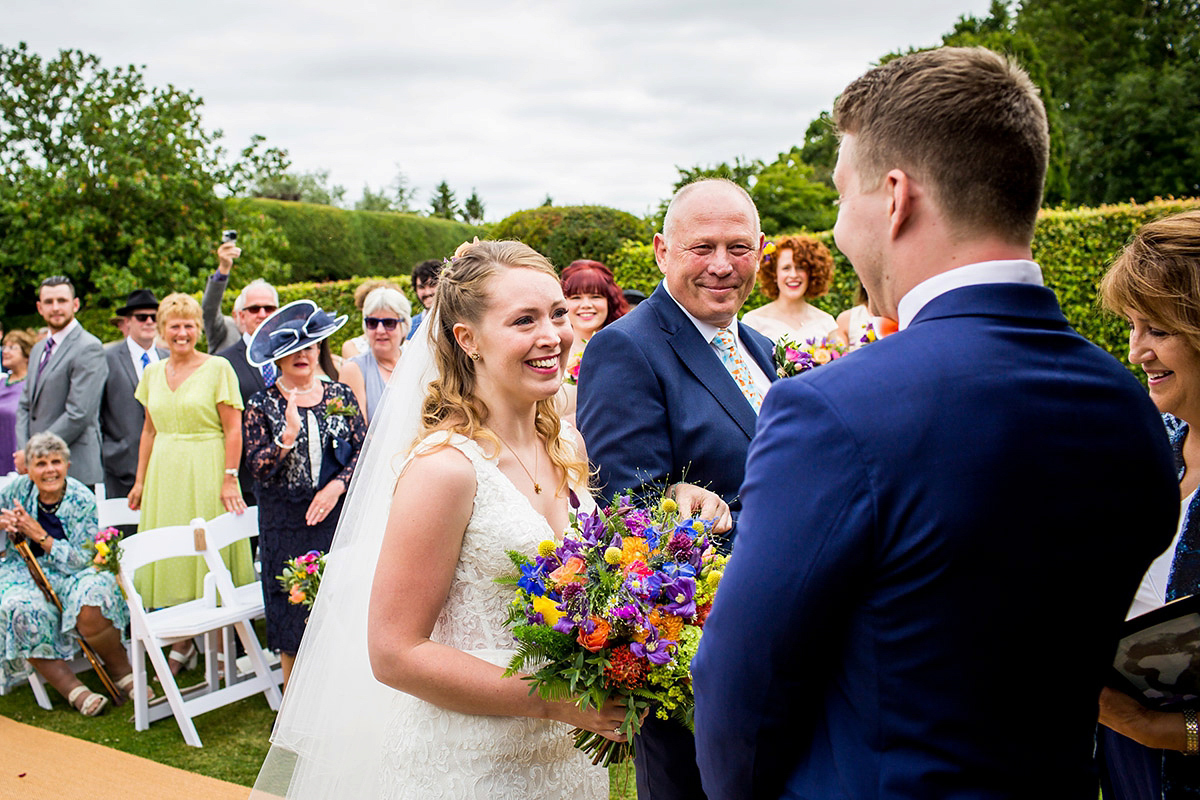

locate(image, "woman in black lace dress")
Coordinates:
244 301 367 688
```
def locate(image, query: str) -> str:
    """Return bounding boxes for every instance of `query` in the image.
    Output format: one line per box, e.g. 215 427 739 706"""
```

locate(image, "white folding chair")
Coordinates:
116 519 283 747
93 482 141 529
203 508 282 686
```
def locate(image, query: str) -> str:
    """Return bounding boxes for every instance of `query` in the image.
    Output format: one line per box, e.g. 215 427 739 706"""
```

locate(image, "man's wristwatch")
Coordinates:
224 468 239 478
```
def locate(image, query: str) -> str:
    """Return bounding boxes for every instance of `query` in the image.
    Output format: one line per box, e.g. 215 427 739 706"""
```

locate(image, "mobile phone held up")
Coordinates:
222 229 238 244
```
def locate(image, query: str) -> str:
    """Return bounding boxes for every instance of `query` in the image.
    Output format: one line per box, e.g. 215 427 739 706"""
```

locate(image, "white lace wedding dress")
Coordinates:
377 432 609 799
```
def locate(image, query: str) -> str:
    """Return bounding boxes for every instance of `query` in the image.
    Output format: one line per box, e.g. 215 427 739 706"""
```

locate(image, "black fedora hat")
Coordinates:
247 300 348 367
115 288 161 316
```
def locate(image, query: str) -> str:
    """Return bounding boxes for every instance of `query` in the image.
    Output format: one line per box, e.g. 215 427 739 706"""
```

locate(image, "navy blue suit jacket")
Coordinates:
693 283 1178 799
577 282 776 530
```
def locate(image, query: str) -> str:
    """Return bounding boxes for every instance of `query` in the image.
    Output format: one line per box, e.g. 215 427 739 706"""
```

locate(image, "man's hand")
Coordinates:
669 482 733 534
216 240 242 275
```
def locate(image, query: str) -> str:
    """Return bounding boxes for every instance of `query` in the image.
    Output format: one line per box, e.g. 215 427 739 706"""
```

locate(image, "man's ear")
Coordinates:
885 169 913 240
652 233 669 276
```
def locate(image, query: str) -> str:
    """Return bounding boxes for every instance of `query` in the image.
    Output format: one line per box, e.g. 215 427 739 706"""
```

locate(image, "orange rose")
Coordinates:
577 617 611 652
549 556 586 585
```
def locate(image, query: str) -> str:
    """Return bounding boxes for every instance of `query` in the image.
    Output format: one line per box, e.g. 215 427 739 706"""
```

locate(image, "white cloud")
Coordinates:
5 0 993 220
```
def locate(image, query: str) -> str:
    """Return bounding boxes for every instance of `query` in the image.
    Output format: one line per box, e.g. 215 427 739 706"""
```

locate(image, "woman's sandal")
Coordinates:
116 672 155 701
168 641 199 676
67 685 109 716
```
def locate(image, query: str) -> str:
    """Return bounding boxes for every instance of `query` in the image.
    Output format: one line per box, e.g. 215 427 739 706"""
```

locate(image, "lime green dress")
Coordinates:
133 356 255 607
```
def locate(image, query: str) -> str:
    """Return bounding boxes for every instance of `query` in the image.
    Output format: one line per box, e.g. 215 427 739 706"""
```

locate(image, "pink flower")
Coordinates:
306 563 319 574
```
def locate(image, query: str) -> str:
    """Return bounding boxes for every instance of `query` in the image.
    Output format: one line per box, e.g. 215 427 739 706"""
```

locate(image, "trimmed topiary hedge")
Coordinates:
605 197 1200 373
245 198 483 282
490 205 653 270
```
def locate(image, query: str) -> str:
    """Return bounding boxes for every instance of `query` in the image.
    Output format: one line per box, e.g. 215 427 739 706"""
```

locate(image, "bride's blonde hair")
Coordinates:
421 239 587 494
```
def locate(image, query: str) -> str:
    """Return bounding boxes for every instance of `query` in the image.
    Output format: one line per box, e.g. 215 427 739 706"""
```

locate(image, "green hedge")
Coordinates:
490 205 653 270
606 197 1200 372
245 198 483 282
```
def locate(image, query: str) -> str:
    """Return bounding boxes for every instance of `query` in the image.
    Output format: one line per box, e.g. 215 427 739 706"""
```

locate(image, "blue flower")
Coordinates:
518 563 546 597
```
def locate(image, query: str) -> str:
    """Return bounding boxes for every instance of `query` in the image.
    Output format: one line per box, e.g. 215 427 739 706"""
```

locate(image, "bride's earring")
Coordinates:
468 352 480 361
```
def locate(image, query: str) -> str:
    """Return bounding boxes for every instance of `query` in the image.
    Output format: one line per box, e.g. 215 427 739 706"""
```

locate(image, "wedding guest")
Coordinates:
340 286 410 423
831 281 887 350
1097 209 1200 798
578 178 766 800
100 290 165 498
560 260 629 420
0 330 35 475
201 234 281 358
128 293 254 674
0 432 133 715
243 301 366 689
693 47 1177 800
341 279 403 359
406 259 442 341
15 276 108 484
740 234 837 344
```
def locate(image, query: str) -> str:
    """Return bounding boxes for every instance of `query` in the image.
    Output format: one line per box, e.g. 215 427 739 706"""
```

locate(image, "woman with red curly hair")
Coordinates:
559 260 628 422
741 234 838 344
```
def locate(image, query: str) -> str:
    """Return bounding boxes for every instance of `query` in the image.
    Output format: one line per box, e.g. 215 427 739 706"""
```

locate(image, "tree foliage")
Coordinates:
491 205 652 270
0 43 287 317
463 188 485 224
429 180 460 220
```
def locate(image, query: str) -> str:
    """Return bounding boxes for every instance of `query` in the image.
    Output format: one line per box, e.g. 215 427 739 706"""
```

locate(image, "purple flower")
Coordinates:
610 602 644 627
630 634 675 666
623 509 652 538
577 511 606 545
625 571 662 600
660 576 696 618
666 531 695 560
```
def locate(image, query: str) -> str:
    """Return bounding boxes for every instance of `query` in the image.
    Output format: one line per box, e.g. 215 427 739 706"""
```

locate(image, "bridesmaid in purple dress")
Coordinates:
0 330 35 475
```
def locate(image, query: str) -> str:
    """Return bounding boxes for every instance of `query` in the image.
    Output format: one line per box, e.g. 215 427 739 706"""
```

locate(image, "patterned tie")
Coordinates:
712 328 764 413
37 336 56 376
262 361 277 387
140 351 151 370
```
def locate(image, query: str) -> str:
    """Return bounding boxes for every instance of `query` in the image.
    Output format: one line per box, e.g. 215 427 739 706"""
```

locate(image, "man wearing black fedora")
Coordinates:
100 289 167 498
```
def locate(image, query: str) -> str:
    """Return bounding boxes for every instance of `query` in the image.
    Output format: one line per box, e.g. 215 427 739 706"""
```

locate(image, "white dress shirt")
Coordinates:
896 260 1044 331
125 337 160 382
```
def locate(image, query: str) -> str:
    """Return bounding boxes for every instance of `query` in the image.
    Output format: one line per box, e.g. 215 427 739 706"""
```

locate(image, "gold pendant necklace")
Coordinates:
493 431 542 494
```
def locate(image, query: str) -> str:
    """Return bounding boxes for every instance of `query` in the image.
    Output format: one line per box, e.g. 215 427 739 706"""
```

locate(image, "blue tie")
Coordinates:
262 362 277 387
141 352 151 370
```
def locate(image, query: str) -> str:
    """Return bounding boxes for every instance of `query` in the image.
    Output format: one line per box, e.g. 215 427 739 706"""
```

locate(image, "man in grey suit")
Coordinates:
100 289 167 498
15 275 108 485
201 235 278 360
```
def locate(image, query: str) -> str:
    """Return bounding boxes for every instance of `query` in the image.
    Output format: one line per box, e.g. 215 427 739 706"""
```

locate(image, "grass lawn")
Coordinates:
0 664 637 799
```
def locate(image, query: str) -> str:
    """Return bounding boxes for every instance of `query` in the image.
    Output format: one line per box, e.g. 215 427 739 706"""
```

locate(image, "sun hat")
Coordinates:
247 300 348 367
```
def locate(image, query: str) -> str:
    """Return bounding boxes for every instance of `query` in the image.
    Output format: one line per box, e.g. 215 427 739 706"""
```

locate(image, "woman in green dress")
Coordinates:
127 293 254 673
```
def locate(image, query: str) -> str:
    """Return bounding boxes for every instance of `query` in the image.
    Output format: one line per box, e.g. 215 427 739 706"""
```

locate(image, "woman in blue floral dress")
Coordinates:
244 301 366 689
0 432 132 715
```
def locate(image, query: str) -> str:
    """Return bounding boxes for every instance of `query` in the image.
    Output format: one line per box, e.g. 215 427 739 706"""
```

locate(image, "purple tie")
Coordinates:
38 337 56 373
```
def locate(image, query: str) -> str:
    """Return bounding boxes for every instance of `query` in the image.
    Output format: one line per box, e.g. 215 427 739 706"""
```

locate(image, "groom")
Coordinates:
578 178 776 799
692 47 1179 798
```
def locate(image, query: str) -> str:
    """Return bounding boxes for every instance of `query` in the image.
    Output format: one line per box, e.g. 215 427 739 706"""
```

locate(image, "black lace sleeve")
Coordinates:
244 392 289 484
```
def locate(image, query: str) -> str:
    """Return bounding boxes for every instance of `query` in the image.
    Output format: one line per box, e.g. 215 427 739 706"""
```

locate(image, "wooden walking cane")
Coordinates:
10 534 126 706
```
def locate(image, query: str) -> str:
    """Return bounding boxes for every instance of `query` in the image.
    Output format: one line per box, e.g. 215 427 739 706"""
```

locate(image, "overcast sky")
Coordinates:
7 0 992 220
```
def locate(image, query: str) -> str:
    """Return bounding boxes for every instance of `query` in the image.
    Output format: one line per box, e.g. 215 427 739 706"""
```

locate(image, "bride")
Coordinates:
253 240 728 798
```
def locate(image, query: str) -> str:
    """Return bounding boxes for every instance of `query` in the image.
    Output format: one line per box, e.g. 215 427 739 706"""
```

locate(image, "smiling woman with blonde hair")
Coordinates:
127 292 255 674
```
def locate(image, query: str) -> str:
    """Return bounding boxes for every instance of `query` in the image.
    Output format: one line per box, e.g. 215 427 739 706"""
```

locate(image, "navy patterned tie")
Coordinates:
262 361 277 387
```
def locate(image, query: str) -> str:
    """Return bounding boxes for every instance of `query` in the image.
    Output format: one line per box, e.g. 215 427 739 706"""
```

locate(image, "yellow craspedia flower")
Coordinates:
532 595 564 626
604 546 623 565
707 570 723 589
690 520 705 535
537 540 556 558
659 498 678 514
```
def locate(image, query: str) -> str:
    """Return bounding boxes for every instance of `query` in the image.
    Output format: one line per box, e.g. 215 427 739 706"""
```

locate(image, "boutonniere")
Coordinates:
325 396 357 417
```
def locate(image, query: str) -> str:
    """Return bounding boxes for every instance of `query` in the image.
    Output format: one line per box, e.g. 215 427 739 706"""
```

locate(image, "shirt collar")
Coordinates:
125 336 155 360
48 318 78 346
662 281 747 345
896 260 1043 330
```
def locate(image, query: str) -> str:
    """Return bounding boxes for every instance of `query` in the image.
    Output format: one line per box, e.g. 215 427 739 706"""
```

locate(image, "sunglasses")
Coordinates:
365 317 400 331
244 304 278 315
132 312 156 322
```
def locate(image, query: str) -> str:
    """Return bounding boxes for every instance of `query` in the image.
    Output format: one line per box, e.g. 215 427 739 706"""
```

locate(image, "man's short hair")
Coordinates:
662 179 761 242
38 275 76 299
833 46 1048 245
412 259 443 287
233 278 279 313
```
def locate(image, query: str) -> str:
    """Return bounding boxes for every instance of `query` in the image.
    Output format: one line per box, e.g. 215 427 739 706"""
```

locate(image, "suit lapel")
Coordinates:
650 288 760 441
32 326 81 404
740 328 778 384
116 342 138 391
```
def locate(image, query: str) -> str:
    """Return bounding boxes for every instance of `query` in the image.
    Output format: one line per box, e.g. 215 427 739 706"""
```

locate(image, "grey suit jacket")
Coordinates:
201 271 240 354
17 324 109 485
100 341 167 497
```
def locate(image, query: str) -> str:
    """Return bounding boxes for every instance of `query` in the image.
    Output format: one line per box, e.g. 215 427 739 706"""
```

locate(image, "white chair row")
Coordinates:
116 507 281 747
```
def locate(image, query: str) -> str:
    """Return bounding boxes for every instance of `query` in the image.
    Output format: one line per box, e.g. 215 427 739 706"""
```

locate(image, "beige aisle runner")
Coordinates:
0 716 247 800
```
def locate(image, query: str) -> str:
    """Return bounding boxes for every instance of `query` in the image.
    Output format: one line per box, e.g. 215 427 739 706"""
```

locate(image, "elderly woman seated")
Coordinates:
0 432 132 715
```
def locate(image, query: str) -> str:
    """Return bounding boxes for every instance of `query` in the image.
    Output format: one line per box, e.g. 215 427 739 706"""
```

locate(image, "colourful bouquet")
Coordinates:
774 334 851 378
325 396 357 417
563 345 585 386
86 527 123 575
277 550 326 608
504 493 726 765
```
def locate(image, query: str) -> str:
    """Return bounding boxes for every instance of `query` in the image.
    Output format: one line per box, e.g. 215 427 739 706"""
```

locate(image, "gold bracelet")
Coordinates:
1184 709 1199 755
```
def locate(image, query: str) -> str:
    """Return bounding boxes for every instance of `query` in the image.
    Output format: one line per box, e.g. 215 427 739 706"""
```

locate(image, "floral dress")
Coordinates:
243 381 366 653
0 476 129 686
